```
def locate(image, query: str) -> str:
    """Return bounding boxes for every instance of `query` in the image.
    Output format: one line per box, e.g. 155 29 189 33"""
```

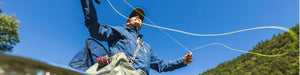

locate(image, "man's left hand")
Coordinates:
183 51 193 65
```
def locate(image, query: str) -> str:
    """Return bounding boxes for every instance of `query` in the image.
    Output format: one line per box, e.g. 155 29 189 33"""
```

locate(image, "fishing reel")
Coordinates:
97 55 112 67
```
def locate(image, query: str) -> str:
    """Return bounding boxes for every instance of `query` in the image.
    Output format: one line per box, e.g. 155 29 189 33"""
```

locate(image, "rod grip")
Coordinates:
95 0 101 4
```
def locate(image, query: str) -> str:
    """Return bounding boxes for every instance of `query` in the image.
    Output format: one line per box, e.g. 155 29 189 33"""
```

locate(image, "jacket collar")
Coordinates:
126 26 143 38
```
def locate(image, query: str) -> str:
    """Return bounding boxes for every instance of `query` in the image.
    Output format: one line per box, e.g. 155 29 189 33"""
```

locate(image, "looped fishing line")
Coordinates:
107 0 190 52
106 0 298 57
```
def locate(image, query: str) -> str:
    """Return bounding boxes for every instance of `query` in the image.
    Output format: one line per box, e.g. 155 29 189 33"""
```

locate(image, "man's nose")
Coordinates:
135 17 141 21
135 16 140 19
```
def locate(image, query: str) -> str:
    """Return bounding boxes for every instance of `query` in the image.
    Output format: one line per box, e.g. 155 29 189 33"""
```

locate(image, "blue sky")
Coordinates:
1 0 298 75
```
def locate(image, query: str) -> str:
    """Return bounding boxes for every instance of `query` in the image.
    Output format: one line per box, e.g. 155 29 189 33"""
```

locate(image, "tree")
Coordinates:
200 24 299 75
0 3 20 53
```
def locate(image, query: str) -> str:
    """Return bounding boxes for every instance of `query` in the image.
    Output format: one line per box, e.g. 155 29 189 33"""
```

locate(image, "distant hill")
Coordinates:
201 24 299 75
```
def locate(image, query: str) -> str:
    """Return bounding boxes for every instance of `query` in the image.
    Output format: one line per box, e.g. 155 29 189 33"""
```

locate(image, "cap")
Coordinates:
127 8 145 22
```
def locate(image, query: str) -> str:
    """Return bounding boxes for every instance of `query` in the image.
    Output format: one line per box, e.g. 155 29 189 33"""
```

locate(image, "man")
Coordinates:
81 0 193 74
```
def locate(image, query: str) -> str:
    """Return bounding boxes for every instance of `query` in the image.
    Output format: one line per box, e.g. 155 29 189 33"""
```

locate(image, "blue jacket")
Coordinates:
81 0 186 74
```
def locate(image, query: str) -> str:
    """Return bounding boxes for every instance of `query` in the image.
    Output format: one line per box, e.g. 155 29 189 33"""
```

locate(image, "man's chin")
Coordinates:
137 26 142 31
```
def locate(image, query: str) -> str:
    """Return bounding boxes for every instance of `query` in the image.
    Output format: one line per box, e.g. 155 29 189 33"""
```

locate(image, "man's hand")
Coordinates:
183 51 193 65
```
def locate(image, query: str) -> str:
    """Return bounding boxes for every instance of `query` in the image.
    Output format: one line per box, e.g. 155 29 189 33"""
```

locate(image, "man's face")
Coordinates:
126 16 142 30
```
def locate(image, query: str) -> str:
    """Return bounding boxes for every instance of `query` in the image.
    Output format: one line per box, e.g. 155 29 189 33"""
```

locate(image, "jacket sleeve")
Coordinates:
150 49 187 73
81 0 120 42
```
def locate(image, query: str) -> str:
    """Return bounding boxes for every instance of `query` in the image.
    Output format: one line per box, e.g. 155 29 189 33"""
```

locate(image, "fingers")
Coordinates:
188 52 192 59
183 51 194 65
189 51 193 56
188 52 193 63
187 51 192 57
189 57 193 62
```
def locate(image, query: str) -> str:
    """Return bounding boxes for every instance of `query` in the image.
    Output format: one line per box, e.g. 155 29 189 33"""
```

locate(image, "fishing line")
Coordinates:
106 0 298 57
123 0 191 52
190 43 288 57
107 0 190 52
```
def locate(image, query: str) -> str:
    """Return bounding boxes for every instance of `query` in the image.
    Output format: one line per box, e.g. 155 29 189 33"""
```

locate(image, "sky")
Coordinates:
1 0 299 75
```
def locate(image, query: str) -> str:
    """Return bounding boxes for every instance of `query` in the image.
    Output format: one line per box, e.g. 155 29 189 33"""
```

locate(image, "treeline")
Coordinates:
201 24 299 75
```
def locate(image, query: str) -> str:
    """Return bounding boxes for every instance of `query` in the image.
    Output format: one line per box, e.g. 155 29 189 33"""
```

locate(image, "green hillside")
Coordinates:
201 24 299 75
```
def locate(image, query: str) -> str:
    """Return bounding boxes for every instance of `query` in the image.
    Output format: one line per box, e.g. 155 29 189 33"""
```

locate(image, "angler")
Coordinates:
79 0 193 74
